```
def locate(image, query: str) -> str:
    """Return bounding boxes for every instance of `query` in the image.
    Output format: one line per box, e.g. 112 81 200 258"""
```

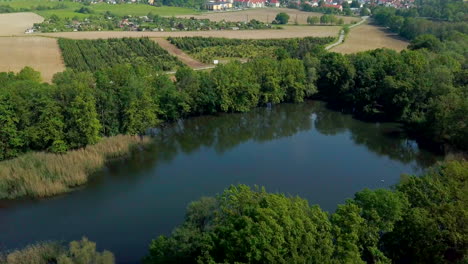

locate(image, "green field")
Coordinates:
1 0 197 18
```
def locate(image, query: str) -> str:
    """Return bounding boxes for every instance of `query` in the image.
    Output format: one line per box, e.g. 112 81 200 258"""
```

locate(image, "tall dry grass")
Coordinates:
0 135 152 199
0 237 115 264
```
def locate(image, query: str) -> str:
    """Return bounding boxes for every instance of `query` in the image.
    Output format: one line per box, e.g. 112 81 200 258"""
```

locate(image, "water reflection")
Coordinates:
135 101 437 172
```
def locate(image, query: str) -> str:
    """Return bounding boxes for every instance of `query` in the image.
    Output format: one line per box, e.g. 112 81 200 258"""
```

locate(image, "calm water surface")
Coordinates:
0 101 441 263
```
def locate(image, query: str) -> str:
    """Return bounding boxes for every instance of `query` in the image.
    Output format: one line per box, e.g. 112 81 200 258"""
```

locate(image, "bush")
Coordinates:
0 238 115 264
275 12 290 24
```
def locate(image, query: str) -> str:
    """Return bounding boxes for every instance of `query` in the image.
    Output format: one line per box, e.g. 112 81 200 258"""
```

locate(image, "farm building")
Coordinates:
235 0 267 8
205 1 233 10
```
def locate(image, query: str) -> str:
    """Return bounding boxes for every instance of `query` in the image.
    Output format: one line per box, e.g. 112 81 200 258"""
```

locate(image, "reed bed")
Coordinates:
0 135 151 199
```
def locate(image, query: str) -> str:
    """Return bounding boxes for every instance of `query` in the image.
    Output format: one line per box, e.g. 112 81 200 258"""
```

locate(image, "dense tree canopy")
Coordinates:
145 160 468 264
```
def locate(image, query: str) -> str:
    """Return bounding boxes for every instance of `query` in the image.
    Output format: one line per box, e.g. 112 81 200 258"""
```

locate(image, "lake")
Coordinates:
0 101 441 263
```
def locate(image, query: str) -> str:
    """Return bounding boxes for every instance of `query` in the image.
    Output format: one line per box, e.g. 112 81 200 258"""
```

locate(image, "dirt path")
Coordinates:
152 38 208 68
325 16 368 50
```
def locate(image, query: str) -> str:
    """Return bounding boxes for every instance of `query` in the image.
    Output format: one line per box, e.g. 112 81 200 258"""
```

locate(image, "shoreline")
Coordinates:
0 135 153 200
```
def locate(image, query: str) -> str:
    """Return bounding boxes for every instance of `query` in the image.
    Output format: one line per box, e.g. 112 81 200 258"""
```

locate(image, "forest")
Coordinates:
58 38 183 72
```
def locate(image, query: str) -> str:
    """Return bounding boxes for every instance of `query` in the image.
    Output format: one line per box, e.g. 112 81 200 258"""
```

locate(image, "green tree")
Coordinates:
16 66 42 83
145 185 334 264
211 61 260 112
331 203 365 264
53 71 101 149
122 78 160 135
275 12 290 24
250 58 284 104
382 161 468 263
0 89 24 160
307 16 320 25
279 58 307 103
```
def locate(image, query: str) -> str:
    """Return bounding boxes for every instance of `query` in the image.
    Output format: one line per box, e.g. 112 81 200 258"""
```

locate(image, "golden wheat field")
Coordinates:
0 12 43 36
331 22 408 54
177 8 360 25
38 25 341 39
0 37 65 82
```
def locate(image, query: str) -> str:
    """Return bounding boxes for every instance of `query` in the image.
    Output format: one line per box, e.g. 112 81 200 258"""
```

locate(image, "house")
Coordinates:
235 0 267 8
205 1 233 10
323 3 343 11
270 0 280 7
305 1 319 7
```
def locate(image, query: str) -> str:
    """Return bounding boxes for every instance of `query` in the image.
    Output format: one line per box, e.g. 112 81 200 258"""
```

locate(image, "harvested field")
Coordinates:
177 8 360 25
152 38 208 68
0 12 44 36
38 25 341 39
0 37 65 82
331 22 408 54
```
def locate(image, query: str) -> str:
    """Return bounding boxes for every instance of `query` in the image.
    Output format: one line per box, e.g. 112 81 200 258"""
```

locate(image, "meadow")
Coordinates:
331 22 408 54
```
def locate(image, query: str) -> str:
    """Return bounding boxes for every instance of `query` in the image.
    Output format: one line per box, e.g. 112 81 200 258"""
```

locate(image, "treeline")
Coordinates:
160 0 205 10
0 55 314 161
415 0 467 22
332 6 468 150
0 3 67 13
58 38 183 72
307 14 345 25
145 160 468 264
373 6 468 40
318 48 467 150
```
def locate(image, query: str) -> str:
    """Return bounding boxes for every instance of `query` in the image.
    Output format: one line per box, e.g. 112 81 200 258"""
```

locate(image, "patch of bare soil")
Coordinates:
152 38 208 68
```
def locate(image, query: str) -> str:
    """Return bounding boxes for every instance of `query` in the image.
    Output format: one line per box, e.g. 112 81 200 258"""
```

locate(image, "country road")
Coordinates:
325 16 369 50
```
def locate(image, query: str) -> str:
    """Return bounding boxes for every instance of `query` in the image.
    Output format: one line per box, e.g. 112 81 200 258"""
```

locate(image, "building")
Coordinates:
323 3 343 11
205 1 233 10
235 0 267 8
270 0 280 7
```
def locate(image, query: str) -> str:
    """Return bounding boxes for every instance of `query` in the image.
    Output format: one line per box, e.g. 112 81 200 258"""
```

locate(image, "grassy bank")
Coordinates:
0 135 152 200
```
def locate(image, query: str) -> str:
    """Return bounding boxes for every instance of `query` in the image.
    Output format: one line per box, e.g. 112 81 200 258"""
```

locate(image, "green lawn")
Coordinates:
1 0 198 18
